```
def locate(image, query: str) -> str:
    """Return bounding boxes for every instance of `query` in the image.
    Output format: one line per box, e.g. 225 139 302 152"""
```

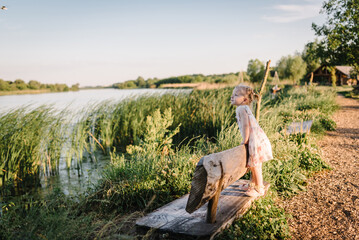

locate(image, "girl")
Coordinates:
230 84 273 197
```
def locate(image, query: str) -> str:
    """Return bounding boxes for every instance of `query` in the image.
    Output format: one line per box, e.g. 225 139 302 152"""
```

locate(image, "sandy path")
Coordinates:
281 95 359 240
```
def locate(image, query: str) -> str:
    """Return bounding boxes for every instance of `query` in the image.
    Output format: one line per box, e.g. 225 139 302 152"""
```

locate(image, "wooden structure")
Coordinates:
287 120 313 134
136 145 270 239
136 179 270 240
185 145 248 222
309 65 358 86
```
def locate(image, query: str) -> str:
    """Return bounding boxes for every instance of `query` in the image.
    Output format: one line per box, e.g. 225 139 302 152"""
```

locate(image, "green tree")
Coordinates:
312 0 359 70
0 79 10 91
302 40 322 73
247 59 265 82
276 56 289 80
124 81 137 89
135 76 146 88
28 80 41 90
276 55 307 84
71 83 80 91
145 78 155 88
14 79 27 90
193 75 203 83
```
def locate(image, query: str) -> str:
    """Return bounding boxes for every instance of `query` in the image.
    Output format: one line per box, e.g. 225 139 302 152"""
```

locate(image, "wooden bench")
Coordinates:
286 120 313 134
136 145 270 239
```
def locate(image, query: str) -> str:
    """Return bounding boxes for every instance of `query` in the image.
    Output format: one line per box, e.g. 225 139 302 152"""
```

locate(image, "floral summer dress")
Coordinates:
236 105 273 167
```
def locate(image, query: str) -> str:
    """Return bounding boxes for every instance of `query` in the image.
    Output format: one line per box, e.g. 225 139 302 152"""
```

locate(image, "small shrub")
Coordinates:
217 194 291 240
310 119 325 134
319 115 336 131
289 133 308 146
266 158 307 198
299 147 331 173
311 115 336 134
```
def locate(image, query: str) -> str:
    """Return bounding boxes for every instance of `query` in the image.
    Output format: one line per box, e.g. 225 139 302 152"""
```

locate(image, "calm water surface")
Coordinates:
0 88 190 113
0 88 191 199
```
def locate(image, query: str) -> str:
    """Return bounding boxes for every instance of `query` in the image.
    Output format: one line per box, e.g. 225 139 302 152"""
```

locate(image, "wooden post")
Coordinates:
255 60 271 122
309 72 314 85
239 71 244 83
206 177 223 223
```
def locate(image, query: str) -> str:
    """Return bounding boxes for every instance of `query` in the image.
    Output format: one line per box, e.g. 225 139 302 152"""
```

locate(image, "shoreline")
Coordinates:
0 89 82 96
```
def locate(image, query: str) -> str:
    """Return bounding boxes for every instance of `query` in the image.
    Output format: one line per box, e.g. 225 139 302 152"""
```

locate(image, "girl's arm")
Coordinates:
238 107 250 144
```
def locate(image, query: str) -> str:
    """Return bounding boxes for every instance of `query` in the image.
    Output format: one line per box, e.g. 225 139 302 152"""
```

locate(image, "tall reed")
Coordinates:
79 89 235 155
0 106 67 189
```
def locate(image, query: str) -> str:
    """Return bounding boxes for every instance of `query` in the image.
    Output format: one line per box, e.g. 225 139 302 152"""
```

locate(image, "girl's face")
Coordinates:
231 88 247 106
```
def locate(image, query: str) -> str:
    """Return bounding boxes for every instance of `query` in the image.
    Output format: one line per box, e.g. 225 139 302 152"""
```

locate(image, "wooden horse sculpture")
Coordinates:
185 144 248 223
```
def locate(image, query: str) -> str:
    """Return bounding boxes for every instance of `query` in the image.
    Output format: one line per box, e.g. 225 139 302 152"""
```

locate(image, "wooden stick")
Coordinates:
309 72 313 85
255 60 271 122
206 177 223 223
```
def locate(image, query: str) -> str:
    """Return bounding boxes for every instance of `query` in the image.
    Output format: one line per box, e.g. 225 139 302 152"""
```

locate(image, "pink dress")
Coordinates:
236 105 273 167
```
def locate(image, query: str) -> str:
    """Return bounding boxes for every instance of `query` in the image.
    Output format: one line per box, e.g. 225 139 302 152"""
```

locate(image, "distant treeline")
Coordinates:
0 79 80 92
112 72 251 89
114 31 359 90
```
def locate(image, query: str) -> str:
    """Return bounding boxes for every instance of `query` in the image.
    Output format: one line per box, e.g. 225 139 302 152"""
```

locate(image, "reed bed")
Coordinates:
0 106 68 190
80 89 234 154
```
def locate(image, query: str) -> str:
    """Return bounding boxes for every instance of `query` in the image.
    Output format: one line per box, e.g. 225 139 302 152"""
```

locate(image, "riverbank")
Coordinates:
0 89 53 96
0 89 82 96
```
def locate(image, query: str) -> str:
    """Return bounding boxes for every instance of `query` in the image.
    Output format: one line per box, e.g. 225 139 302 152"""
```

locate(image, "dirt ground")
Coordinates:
280 95 359 240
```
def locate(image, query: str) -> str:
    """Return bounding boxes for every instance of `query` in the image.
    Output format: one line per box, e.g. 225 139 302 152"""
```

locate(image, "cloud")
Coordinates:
263 3 322 23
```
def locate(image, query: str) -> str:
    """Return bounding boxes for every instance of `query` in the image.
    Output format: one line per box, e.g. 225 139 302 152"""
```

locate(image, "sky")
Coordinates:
0 0 326 87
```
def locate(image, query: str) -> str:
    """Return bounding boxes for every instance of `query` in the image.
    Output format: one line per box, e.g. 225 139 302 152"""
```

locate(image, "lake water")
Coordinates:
0 88 191 199
0 88 191 113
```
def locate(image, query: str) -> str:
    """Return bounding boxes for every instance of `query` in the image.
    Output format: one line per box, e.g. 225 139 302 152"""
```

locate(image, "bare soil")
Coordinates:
280 95 359 240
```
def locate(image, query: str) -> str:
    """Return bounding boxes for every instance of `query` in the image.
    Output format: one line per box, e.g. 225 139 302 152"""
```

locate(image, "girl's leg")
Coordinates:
241 168 255 190
250 167 256 184
252 163 264 188
244 163 265 196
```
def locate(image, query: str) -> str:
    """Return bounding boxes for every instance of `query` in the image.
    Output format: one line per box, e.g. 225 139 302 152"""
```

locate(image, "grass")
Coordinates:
0 84 339 239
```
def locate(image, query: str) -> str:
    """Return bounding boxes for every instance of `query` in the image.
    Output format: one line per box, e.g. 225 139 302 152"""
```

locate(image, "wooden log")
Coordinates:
185 145 247 214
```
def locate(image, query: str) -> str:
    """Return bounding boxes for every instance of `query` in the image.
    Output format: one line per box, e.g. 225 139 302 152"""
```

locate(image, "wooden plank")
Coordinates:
136 179 270 240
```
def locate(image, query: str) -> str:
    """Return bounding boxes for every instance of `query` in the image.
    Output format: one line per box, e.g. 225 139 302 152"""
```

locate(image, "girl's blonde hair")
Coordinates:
234 84 258 104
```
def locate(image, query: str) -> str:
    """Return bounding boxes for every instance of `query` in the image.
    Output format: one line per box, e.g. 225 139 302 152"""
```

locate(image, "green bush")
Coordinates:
217 194 291 240
266 158 307 198
319 115 336 131
299 147 331 173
